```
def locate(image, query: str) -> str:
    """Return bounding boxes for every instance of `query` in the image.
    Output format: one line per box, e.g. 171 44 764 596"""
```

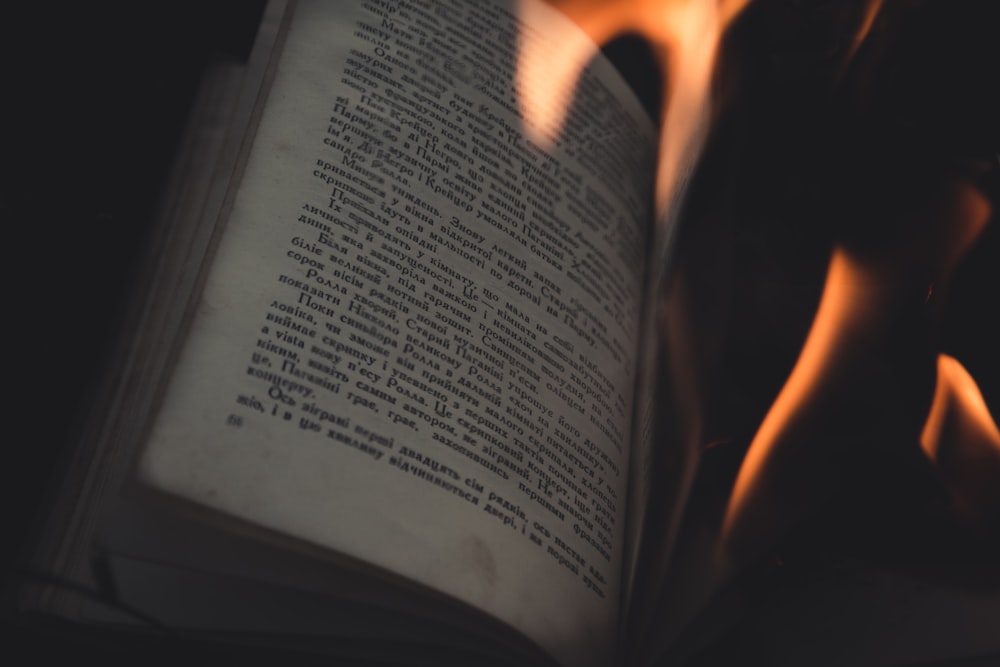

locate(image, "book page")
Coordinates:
138 1 655 664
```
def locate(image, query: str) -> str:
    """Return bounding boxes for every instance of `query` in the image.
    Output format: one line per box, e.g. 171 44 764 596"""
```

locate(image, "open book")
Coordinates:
16 2 681 665
14 1 1000 666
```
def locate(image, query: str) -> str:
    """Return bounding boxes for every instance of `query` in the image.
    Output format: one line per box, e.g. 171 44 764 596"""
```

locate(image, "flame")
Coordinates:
719 246 886 559
922 354 1000 461
843 0 885 68
516 0 999 562
516 0 750 215
921 354 1000 520
721 172 996 562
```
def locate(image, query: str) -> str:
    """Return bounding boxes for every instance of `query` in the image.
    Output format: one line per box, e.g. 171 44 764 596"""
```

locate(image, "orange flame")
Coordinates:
721 170 996 562
719 246 888 560
517 0 999 564
517 0 750 216
921 354 1000 520
844 0 885 68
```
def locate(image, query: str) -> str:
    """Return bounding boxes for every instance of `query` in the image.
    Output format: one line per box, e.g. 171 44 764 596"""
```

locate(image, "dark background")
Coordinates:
2 1 998 665
2 0 265 568
2 1 267 662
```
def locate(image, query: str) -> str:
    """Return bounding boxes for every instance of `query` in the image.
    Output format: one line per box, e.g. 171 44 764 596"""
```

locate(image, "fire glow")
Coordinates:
515 0 1000 562
517 0 749 215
